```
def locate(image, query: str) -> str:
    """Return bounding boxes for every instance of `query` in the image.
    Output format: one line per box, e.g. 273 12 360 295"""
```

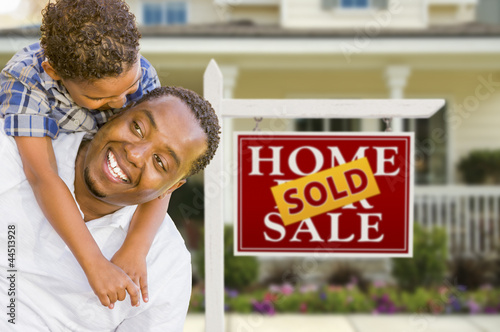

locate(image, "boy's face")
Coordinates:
60 60 142 111
81 95 207 206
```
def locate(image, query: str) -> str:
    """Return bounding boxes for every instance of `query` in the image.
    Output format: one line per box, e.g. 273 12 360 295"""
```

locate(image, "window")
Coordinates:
143 3 163 25
166 2 187 24
322 0 385 11
295 119 360 132
341 0 369 8
403 106 448 185
143 1 187 26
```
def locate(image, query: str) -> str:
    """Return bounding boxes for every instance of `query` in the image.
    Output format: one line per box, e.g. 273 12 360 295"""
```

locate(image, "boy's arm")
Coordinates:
14 136 141 309
111 196 171 303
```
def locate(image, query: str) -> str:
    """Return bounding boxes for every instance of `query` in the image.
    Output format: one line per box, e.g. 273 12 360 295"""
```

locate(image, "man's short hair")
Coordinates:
137 86 221 177
40 0 140 81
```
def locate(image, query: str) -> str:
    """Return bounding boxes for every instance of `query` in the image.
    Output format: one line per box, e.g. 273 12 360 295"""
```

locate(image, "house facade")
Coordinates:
1 0 500 258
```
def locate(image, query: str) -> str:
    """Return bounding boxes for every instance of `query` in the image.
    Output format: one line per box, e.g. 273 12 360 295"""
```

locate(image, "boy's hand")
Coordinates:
111 247 149 304
84 257 141 309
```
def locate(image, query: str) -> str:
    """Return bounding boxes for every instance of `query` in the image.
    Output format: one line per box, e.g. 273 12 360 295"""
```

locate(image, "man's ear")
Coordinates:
158 179 187 199
41 61 62 81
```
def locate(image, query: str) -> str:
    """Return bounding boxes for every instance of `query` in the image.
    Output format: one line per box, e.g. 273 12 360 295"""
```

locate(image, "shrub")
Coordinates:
195 225 259 291
392 223 447 292
458 149 500 184
327 262 370 292
260 260 302 286
450 255 495 291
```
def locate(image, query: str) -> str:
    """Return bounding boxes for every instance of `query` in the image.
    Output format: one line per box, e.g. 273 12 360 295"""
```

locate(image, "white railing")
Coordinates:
414 186 500 257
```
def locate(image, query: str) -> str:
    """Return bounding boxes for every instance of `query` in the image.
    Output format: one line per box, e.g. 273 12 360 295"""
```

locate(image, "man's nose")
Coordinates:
124 141 150 168
108 94 127 109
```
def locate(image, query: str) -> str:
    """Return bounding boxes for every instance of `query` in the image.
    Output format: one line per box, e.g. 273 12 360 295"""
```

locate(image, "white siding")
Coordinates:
282 0 427 29
229 6 280 25
428 3 476 25
189 0 230 24
455 89 500 162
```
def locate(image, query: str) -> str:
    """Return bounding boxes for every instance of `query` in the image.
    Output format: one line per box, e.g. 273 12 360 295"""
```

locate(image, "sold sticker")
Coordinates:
271 157 381 226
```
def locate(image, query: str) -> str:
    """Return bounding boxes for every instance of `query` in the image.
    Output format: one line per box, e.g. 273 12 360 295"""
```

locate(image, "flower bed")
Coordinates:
189 281 500 315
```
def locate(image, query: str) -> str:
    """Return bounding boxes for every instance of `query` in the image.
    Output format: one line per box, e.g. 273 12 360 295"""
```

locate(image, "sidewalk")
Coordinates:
184 314 500 332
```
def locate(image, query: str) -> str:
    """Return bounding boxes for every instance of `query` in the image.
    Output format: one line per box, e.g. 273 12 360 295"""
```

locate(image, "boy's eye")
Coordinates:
154 154 165 170
133 122 143 138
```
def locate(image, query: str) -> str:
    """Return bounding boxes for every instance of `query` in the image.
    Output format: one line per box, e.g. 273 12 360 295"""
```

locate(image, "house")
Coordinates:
1 0 499 261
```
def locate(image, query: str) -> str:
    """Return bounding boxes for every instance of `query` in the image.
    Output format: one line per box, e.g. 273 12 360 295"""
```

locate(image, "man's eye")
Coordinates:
154 154 165 170
133 122 143 138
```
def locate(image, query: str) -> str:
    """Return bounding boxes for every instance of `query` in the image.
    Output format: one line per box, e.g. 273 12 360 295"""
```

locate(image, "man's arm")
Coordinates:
111 195 171 303
115 230 192 332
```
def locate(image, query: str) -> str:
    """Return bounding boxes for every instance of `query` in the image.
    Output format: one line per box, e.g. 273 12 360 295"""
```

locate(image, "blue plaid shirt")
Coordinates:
0 42 160 139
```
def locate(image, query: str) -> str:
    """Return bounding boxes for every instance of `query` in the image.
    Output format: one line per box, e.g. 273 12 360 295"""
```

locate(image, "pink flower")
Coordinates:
328 285 343 292
281 283 294 295
269 284 281 293
438 286 448 295
467 299 481 314
300 302 307 313
264 292 277 302
300 284 318 294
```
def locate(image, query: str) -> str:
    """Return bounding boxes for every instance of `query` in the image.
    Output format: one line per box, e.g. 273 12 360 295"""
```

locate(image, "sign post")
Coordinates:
203 60 444 332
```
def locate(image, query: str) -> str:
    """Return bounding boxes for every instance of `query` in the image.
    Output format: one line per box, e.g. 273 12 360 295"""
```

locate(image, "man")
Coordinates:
0 86 220 331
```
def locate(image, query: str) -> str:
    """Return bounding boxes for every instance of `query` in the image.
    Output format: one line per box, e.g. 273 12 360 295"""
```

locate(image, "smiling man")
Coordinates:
0 86 220 331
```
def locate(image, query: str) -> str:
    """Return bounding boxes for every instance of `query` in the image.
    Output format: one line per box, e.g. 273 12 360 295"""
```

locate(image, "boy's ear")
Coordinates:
41 61 62 81
158 179 187 199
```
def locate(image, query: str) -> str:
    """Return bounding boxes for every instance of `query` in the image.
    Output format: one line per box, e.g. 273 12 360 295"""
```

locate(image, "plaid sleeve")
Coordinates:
141 56 161 93
0 72 59 138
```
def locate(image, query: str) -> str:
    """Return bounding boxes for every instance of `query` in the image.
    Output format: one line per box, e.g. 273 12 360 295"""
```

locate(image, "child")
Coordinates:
0 0 171 309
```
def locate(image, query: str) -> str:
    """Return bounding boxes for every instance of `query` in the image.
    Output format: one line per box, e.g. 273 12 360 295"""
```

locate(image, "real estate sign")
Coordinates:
235 132 414 257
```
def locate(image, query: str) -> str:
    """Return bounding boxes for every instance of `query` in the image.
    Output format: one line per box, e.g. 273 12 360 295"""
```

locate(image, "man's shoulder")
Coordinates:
148 215 191 271
154 215 189 254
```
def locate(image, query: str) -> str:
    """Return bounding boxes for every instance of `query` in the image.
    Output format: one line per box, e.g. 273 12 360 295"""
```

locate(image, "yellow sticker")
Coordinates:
271 157 380 226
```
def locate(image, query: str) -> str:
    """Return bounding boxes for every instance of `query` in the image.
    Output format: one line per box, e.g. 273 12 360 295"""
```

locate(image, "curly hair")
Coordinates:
137 86 221 178
40 0 141 81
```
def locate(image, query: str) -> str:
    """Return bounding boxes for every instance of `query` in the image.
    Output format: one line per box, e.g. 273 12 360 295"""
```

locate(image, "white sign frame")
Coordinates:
203 59 444 332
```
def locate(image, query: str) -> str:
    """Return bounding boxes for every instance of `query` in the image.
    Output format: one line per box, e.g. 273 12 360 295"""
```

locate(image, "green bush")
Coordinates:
392 223 447 292
458 149 500 184
195 225 259 291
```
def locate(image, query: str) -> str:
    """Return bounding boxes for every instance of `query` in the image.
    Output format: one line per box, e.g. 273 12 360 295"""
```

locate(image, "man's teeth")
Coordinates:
107 151 129 182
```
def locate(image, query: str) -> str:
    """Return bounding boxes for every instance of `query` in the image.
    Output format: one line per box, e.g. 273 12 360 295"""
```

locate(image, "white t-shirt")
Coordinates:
0 123 191 332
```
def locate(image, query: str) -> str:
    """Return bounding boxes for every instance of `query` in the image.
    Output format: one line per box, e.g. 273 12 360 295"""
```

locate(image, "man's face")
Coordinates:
81 95 207 206
61 60 141 111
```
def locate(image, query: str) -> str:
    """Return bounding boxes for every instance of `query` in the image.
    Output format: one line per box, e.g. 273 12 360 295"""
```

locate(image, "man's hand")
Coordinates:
84 257 140 309
111 247 149 304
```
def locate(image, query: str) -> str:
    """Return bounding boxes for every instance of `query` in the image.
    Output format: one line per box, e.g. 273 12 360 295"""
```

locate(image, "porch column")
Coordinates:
384 66 411 132
220 65 239 223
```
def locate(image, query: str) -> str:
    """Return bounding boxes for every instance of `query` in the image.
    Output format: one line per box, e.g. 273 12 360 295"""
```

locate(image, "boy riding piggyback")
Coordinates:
0 0 172 309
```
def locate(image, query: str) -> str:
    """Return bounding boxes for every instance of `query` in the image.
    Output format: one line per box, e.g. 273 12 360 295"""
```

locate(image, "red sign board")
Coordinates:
235 132 414 257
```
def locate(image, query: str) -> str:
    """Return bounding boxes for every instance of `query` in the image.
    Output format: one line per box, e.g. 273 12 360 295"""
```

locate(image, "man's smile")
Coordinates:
106 150 130 183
